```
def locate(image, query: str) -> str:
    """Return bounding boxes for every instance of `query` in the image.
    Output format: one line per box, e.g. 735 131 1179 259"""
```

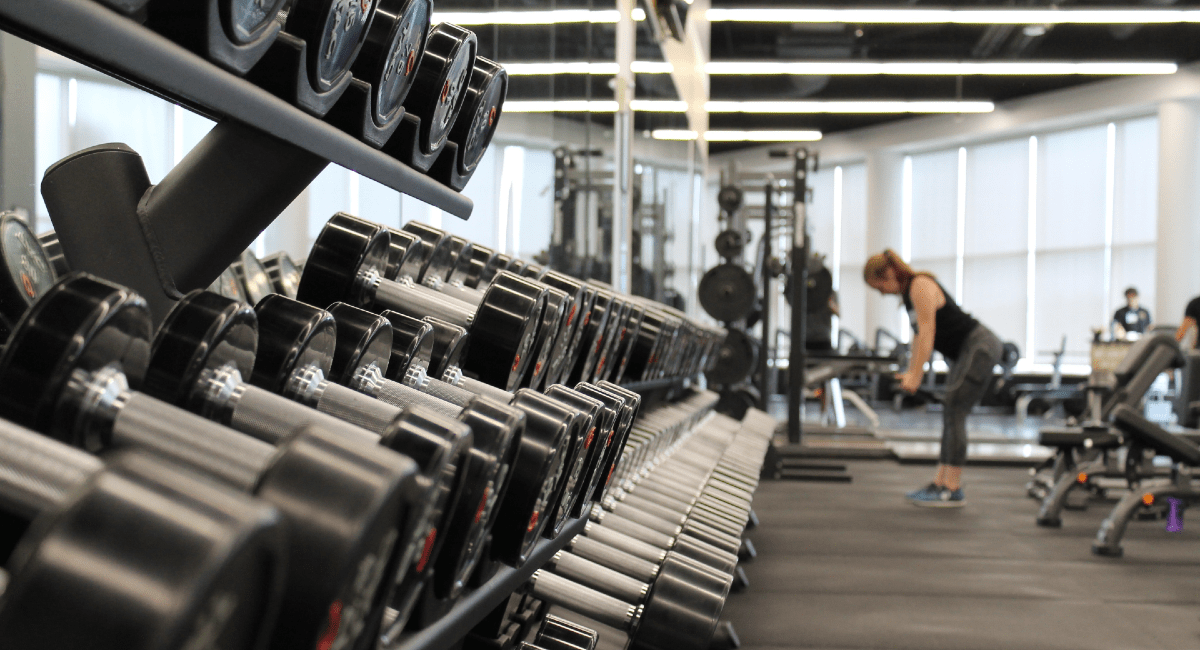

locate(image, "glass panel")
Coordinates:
965 138 1028 256
909 149 959 262
1034 248 1105 364
1038 124 1107 252
1114 116 1158 246
962 254 1027 355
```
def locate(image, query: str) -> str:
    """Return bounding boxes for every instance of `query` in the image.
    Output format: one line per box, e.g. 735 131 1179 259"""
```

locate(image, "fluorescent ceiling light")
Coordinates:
705 61 1178 75
502 61 673 75
504 100 687 112
706 8 1200 24
651 130 824 141
432 8 645 25
705 100 994 113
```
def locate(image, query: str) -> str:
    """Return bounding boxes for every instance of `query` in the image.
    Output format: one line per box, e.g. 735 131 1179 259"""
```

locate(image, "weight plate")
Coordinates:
261 252 302 299
226 0 290 45
209 267 248 303
381 310 436 375
232 250 275 306
353 0 432 125
450 57 507 175
0 274 152 448
288 0 379 93
462 245 499 289
717 185 743 214
297 213 391 311
713 229 744 259
424 234 473 284
0 213 56 338
249 295 337 394
465 273 544 390
422 316 468 379
705 328 757 386
326 302 395 383
144 290 257 412
384 228 423 281
405 23 478 154
698 263 757 323
399 222 445 279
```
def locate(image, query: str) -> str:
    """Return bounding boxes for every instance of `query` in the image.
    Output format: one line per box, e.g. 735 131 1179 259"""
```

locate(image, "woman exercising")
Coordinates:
864 250 1003 507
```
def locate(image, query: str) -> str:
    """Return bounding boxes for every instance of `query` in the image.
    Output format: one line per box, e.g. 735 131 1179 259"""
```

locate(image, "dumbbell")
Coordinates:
142 289 475 621
339 0 432 139
527 552 731 650
530 615 600 650
261 251 302 298
394 223 570 391
0 213 58 341
462 246 506 289
298 213 544 390
385 23 478 171
231 249 274 305
0 418 286 650
569 290 626 385
209 266 249 302
429 56 508 191
143 0 289 74
0 274 417 650
285 0 379 104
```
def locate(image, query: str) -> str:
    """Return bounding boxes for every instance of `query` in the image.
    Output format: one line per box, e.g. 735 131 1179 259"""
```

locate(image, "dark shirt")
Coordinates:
902 275 979 361
1186 297 1200 326
1112 306 1151 334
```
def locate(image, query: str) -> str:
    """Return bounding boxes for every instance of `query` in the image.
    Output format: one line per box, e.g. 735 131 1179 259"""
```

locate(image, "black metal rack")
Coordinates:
391 516 587 650
0 0 471 218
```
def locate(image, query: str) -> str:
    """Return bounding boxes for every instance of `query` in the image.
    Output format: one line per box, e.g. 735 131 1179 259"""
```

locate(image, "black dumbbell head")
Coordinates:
287 0 379 93
423 234 474 284
399 221 446 279
462 245 500 289
144 290 257 412
352 0 433 126
385 228 423 280
0 213 56 341
232 249 274 306
404 23 478 155
326 302 395 384
0 274 152 448
450 57 507 175
297 212 391 310
634 553 732 650
261 251 302 299
380 310 436 377
420 316 469 379
250 295 337 394
467 273 545 389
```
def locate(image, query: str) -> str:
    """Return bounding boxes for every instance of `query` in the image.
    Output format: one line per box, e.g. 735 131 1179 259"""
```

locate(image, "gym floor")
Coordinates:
727 459 1200 650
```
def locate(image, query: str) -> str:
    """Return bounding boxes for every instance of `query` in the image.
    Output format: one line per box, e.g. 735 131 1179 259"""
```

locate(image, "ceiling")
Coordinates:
443 0 1200 152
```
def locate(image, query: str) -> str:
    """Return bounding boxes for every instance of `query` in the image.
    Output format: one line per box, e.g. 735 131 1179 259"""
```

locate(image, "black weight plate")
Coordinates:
398 222 445 278
144 290 257 412
423 234 473 284
804 264 833 311
404 23 478 154
297 212 391 310
465 273 544 390
0 274 152 449
249 295 336 394
717 185 743 214
0 214 56 339
462 245 499 289
706 328 757 386
232 250 274 306
327 302 394 383
542 385 605 533
698 264 756 323
421 316 469 379
713 229 744 259
287 0 378 93
261 251 302 299
381 310 435 376
37 230 70 278
225 0 290 45
450 57 507 175
384 228 422 281
352 0 432 126
209 267 248 303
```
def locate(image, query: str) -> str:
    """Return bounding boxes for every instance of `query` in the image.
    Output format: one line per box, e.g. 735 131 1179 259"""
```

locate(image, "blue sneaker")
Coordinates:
909 485 966 508
905 483 940 501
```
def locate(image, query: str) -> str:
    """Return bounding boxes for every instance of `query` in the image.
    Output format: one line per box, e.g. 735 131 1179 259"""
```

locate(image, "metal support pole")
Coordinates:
760 182 773 409
788 149 810 444
611 0 635 293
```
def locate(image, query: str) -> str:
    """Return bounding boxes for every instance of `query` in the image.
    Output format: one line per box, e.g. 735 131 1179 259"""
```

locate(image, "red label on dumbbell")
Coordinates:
583 313 591 326
474 488 490 523
316 601 343 650
585 427 595 448
406 51 416 75
440 80 451 103
527 510 540 532
488 106 497 126
512 354 521 372
534 361 542 377
415 528 438 573
566 305 577 328
21 273 33 298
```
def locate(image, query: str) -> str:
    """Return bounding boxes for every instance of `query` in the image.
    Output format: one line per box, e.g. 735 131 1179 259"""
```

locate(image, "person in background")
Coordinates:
1112 287 1151 340
1175 295 1200 349
863 250 1003 508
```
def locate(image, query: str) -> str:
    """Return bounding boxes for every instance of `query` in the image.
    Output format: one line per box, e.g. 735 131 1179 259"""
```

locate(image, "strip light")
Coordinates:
502 61 674 75
705 61 1179 75
705 8 1200 24
705 100 994 113
432 8 646 24
504 100 688 112
651 130 824 141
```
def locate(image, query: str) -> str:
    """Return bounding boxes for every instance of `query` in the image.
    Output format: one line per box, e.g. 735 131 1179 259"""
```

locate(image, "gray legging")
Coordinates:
941 325 1004 466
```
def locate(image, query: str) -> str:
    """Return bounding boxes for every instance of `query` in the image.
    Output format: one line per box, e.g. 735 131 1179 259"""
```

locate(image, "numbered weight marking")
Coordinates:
287 0 379 93
453 58 507 174
404 23 478 155
227 0 286 45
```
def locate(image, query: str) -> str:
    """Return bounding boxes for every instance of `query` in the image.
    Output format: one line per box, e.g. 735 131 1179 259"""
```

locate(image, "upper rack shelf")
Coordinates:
0 0 473 219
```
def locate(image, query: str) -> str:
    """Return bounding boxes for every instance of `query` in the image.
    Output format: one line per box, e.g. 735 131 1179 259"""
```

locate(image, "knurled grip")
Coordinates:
316 383 404 434
595 509 676 550
374 380 464 419
550 552 648 604
528 570 636 631
375 277 474 329
420 377 477 407
230 385 381 447
606 500 680 537
114 392 273 493
568 535 658 583
456 375 514 404
0 418 102 518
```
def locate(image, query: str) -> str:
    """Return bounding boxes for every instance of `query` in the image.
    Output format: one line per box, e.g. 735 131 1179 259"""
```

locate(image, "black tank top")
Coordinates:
903 275 979 360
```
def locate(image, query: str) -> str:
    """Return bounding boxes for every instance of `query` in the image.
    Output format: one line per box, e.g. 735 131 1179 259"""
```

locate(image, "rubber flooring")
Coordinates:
725 461 1200 650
